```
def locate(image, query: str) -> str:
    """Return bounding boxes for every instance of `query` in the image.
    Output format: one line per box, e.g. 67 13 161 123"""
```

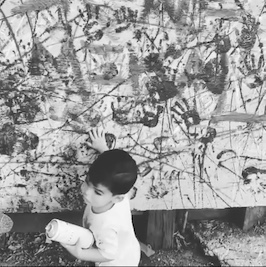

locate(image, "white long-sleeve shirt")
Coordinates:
83 194 140 266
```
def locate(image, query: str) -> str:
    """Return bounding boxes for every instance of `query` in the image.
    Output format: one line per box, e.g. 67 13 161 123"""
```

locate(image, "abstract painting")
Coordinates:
0 0 266 212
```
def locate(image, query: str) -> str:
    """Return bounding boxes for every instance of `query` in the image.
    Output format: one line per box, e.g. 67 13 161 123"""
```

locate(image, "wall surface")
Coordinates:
0 0 266 212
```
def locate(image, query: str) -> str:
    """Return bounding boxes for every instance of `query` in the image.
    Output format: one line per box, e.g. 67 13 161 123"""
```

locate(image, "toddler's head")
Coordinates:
81 149 138 212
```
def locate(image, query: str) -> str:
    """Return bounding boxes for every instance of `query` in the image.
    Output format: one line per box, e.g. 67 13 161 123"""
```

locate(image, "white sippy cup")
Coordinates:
45 219 94 249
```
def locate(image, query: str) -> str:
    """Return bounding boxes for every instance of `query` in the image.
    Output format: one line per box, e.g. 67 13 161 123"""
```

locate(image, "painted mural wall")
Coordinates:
0 0 266 212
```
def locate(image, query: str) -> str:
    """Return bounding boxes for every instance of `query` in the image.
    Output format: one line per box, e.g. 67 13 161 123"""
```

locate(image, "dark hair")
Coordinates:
87 149 138 195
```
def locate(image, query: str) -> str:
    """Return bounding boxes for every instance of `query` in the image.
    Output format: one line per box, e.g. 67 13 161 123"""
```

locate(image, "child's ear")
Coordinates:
113 195 124 203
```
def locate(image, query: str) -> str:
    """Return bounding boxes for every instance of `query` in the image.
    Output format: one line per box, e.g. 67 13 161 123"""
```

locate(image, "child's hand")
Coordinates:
87 128 113 153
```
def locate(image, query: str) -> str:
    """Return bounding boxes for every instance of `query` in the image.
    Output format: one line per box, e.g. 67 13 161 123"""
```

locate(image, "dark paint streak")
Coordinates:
217 149 237 160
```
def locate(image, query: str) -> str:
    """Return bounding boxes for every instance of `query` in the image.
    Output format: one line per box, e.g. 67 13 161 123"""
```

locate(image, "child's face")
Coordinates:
81 181 120 213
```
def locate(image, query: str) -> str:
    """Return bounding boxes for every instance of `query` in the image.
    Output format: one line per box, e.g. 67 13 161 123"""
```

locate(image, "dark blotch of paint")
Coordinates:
28 44 42 76
17 199 34 213
105 133 116 149
217 35 231 53
133 29 142 41
93 29 103 41
198 55 228 95
242 166 266 184
111 102 131 125
164 44 182 59
20 169 28 177
144 53 164 73
62 145 77 162
20 168 31 181
141 105 164 127
146 76 178 101
21 131 39 151
238 20 258 51
111 101 163 128
0 123 39 156
247 75 263 89
200 127 217 144
101 63 118 80
114 6 137 24
0 123 17 155
181 109 201 128
4 91 41 124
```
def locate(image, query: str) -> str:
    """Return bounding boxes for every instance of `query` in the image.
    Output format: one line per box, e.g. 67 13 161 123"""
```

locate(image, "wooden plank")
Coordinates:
6 210 144 233
8 206 263 239
242 206 266 231
162 210 177 249
146 210 178 250
187 208 231 221
146 210 164 250
7 211 83 232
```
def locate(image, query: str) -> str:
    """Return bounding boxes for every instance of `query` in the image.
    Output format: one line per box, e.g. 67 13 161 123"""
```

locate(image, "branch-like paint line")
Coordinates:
11 0 63 15
20 0 34 39
0 8 25 68
211 112 266 123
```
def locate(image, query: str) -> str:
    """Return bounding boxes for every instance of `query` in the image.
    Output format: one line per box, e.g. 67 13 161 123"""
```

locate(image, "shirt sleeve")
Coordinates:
94 227 118 260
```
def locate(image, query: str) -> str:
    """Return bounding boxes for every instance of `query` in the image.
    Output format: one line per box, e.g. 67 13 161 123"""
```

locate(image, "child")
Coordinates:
60 128 141 266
